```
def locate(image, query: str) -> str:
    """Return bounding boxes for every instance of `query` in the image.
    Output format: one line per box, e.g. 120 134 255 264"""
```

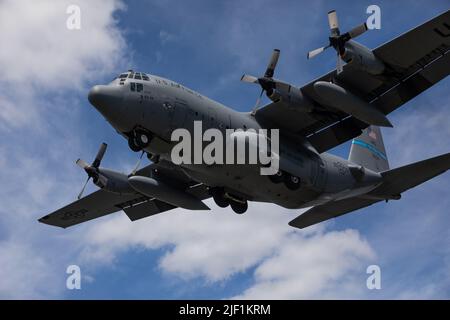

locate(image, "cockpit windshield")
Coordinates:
112 70 151 85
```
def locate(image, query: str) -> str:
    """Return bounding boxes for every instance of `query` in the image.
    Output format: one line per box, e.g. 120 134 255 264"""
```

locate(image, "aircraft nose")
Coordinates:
88 85 109 109
88 84 124 110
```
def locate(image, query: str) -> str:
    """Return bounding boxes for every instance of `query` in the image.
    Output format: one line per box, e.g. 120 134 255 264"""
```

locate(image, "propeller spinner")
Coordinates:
307 10 368 74
76 143 107 199
241 49 280 115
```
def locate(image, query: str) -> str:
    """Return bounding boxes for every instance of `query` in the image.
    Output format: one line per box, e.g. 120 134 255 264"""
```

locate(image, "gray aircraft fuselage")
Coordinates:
89 71 382 210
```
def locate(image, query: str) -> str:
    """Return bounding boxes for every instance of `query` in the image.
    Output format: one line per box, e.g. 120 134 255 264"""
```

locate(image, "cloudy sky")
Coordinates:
0 0 449 299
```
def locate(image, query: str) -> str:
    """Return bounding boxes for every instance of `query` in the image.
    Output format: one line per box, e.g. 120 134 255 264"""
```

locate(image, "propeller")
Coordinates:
307 10 368 74
241 49 280 115
76 143 107 199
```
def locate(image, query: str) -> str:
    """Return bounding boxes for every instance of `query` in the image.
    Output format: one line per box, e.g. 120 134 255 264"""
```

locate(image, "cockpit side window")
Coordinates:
134 73 142 80
118 73 128 79
142 74 149 81
128 72 135 78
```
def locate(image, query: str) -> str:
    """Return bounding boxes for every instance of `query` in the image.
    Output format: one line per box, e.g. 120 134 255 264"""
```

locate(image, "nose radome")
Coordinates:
88 84 123 112
88 85 106 109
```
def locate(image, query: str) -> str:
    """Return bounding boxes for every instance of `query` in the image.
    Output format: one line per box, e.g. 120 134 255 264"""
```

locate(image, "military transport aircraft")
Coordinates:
39 10 450 229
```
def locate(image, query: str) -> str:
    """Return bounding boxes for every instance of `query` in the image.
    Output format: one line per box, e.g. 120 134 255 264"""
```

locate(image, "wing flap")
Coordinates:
123 199 176 221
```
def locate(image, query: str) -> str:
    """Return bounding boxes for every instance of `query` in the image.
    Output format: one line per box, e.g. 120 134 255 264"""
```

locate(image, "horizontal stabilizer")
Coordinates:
288 197 379 229
371 152 450 197
289 152 450 229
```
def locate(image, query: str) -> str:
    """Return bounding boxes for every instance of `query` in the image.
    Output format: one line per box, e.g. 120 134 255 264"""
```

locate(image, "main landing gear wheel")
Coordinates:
285 174 301 190
213 194 229 208
210 188 229 208
230 200 248 214
269 170 284 183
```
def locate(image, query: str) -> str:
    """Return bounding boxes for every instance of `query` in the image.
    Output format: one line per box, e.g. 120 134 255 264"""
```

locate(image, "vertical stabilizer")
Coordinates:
349 126 389 172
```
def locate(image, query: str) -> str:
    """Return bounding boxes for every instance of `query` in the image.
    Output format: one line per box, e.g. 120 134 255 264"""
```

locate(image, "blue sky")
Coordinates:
0 0 449 299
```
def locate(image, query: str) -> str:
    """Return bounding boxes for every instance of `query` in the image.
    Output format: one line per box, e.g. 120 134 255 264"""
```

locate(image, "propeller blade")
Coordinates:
347 23 368 39
130 151 145 176
77 176 90 200
76 158 90 169
251 88 265 115
241 74 259 83
336 54 344 74
264 49 280 78
92 143 107 168
307 46 330 59
328 10 339 35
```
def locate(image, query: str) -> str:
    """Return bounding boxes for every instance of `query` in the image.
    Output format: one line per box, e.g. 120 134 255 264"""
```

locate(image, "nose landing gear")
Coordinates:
128 129 152 152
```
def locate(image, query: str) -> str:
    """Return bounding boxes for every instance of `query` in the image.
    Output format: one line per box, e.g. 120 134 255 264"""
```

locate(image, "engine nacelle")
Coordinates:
342 40 385 75
267 82 313 112
94 168 136 195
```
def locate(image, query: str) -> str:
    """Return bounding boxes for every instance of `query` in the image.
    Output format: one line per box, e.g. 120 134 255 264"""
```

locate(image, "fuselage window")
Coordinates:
130 82 136 91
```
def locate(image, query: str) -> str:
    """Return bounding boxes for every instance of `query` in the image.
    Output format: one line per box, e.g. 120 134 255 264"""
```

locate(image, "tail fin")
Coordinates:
349 126 389 172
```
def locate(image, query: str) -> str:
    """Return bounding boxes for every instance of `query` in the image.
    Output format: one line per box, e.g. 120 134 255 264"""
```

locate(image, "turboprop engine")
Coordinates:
75 143 136 197
307 10 385 75
341 40 385 75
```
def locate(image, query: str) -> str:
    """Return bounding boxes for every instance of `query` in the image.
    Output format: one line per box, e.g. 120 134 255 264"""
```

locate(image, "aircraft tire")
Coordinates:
230 201 248 214
135 130 151 148
213 194 229 208
128 137 142 152
285 175 301 190
269 170 284 184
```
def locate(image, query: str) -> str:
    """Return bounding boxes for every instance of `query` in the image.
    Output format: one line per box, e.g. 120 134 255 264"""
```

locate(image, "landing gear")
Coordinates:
128 129 151 152
147 153 160 164
213 194 229 208
210 187 248 214
210 188 229 208
135 130 151 148
269 170 284 183
230 200 248 214
284 174 301 190
268 170 301 190
128 136 141 152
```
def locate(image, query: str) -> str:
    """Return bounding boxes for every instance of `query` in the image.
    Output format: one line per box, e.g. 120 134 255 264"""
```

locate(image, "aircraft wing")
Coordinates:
288 197 380 229
255 10 450 153
39 161 210 228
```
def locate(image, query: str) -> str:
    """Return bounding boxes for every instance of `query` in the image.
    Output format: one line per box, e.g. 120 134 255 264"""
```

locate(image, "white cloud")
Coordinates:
233 230 374 299
81 201 376 298
0 242 59 299
0 0 127 299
